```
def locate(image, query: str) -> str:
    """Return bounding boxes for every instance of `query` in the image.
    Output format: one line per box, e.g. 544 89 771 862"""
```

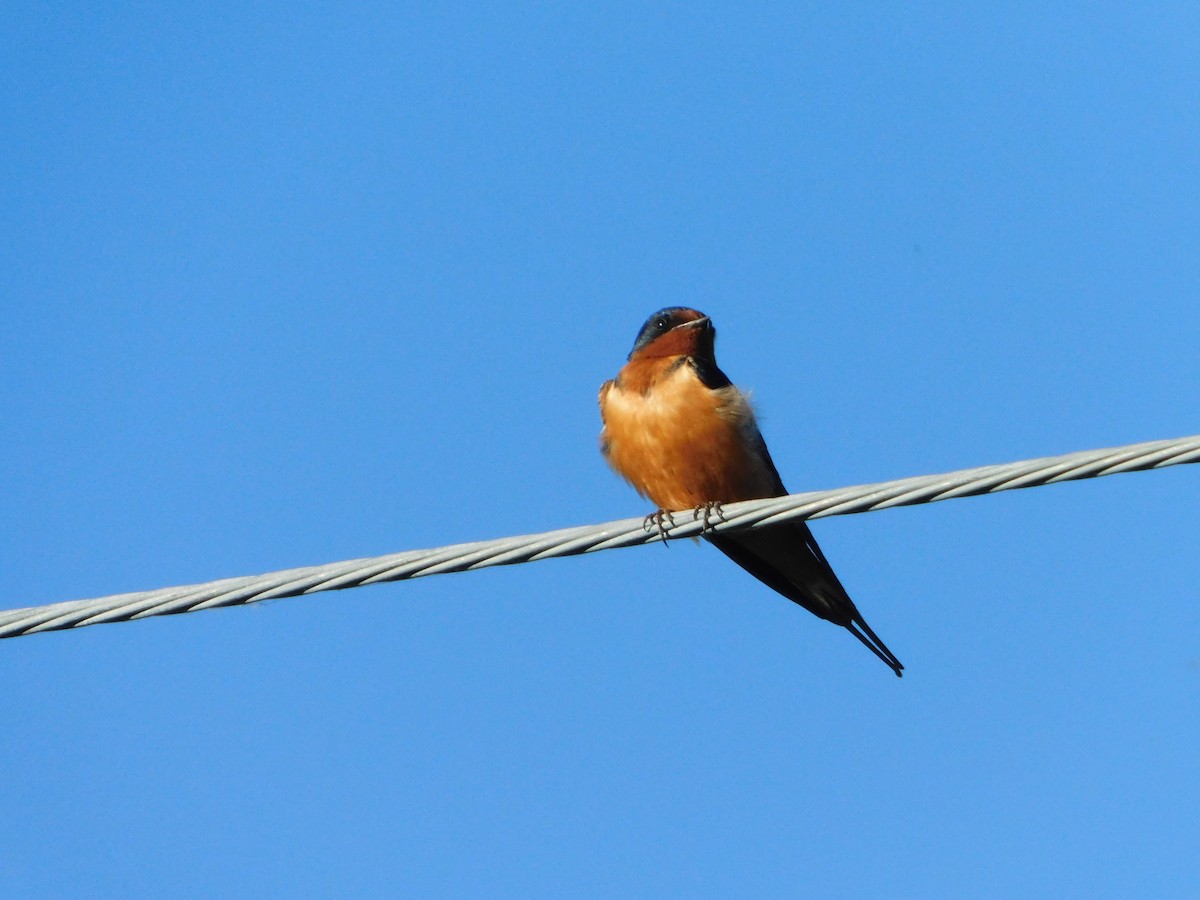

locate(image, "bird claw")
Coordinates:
642 509 676 543
691 501 726 532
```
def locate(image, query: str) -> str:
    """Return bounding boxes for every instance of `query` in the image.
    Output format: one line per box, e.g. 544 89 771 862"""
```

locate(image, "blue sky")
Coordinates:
3 3 1198 896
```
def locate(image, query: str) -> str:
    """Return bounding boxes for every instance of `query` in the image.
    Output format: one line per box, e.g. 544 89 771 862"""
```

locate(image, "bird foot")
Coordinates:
691 501 726 532
642 509 676 543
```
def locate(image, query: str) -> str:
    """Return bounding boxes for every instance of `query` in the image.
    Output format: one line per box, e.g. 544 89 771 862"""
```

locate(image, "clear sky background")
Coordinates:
3 4 1198 897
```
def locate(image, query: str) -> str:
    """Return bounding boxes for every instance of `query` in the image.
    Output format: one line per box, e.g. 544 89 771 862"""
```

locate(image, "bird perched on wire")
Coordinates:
598 307 903 677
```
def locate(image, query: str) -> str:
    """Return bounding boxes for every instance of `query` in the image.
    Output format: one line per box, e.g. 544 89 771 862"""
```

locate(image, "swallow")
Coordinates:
598 307 903 677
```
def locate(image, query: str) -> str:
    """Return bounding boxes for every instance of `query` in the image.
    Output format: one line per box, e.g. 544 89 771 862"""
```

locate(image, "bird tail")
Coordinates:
706 522 904 677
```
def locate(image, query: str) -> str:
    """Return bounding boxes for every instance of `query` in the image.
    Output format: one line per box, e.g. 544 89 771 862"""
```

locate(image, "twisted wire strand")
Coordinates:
3 433 1197 640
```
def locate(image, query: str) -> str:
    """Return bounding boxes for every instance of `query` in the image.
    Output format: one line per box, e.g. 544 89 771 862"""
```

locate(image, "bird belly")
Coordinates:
601 370 776 510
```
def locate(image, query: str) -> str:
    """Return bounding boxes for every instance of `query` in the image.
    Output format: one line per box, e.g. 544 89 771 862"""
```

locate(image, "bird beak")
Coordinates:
676 316 711 331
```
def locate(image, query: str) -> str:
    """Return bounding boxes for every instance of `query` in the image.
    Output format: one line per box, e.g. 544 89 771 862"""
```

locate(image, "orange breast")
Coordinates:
599 360 780 510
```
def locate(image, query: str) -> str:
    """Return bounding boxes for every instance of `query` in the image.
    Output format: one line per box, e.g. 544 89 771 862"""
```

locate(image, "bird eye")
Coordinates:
654 317 668 332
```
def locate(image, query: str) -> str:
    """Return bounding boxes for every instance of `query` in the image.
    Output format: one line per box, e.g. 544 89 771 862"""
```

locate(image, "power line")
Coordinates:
2 433 1197 640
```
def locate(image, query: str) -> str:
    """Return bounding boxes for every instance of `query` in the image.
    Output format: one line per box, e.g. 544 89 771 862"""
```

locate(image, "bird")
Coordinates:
598 307 903 677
